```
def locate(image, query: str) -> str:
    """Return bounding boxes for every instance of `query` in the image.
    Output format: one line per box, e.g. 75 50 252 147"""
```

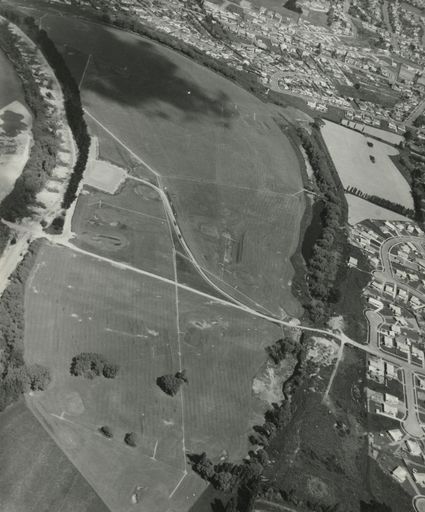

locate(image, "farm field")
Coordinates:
24 241 282 512
346 194 410 225
321 121 414 210
71 180 175 279
0 399 109 512
39 13 305 318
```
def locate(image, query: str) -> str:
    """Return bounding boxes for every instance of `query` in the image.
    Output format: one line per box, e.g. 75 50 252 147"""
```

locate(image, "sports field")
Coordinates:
321 121 413 210
40 14 305 317
23 242 282 511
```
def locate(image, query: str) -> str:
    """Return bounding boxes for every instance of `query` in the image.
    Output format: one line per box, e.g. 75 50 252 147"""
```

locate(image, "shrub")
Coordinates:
99 425 113 438
124 432 137 447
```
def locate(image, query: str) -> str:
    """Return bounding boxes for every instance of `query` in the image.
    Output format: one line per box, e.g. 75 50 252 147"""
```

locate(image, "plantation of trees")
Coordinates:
70 352 119 379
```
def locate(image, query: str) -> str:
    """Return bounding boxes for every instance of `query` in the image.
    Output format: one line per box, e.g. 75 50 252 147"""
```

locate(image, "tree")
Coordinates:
124 432 137 447
99 425 113 438
27 364 51 390
157 370 188 396
103 363 119 379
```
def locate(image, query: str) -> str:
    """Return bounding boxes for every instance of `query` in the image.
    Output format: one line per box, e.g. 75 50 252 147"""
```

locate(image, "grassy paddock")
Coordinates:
24 242 282 511
0 400 108 512
39 13 305 317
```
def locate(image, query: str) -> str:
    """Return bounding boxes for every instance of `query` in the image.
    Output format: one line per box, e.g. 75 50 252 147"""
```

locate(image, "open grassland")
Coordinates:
72 181 174 279
24 242 282 511
322 121 413 210
40 13 305 317
346 193 410 225
0 399 109 512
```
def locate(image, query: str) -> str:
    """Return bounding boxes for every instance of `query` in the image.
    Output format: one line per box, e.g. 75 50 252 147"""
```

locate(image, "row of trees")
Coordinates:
297 126 347 323
0 242 50 411
70 352 119 379
345 186 415 218
0 21 58 229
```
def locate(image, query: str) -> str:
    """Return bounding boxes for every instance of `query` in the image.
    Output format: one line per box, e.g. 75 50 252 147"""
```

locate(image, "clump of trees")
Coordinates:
157 369 188 396
266 336 299 365
70 352 119 379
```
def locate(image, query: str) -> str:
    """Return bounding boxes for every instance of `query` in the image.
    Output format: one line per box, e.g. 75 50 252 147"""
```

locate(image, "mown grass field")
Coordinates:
24 242 282 511
39 13 305 318
0 399 109 512
72 181 174 279
322 121 414 210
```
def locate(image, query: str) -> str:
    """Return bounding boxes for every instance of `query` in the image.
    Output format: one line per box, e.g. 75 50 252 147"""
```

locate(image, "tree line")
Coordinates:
0 21 58 246
296 125 348 323
0 241 50 411
0 8 90 229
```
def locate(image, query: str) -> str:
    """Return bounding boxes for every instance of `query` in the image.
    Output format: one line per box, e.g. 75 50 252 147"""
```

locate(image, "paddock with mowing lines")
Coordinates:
0 400 109 512
168 179 305 316
321 121 413 210
40 13 305 317
84 159 127 194
72 181 174 278
24 242 283 510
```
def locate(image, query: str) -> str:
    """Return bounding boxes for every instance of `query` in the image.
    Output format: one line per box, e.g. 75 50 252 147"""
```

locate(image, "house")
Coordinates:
368 297 384 309
383 403 398 416
391 324 401 335
398 289 408 302
385 393 399 404
392 466 408 483
406 439 422 456
368 358 385 377
385 283 396 296
410 296 422 307
385 362 397 377
387 429 403 442
396 339 410 353
371 280 384 291
390 304 402 315
383 335 394 348
348 256 358 267
413 472 425 486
